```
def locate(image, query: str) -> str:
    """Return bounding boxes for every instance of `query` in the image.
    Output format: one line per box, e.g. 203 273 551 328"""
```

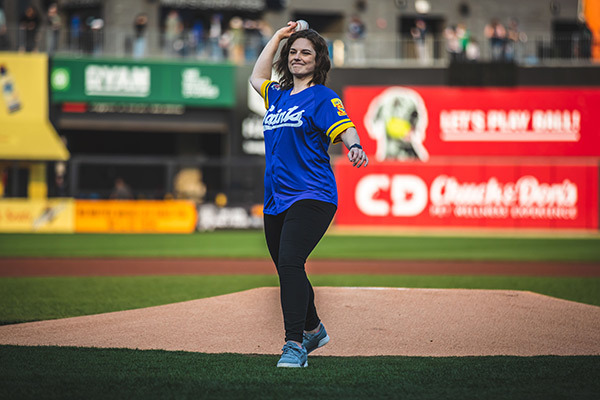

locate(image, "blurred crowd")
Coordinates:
158 10 273 64
0 3 594 65
0 3 274 64
413 14 593 64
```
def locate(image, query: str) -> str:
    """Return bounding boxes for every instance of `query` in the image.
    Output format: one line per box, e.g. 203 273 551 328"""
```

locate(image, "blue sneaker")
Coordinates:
302 322 330 354
277 341 308 368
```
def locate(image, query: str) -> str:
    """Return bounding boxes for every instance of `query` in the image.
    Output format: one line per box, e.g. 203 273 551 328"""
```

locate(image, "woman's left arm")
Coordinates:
341 127 369 168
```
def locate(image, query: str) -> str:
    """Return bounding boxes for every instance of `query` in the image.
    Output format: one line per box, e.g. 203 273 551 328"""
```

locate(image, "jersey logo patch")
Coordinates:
263 105 305 130
331 98 347 116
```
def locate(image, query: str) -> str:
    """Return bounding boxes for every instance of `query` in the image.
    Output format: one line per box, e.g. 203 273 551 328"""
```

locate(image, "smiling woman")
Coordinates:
287 39 316 80
248 21 370 368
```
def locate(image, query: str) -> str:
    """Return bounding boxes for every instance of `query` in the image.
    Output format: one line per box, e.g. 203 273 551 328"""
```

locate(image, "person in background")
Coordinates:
455 23 470 61
46 3 62 54
110 178 133 200
19 5 40 52
209 13 223 61
222 16 245 64
164 10 182 56
243 19 262 62
465 36 481 62
484 18 506 61
347 14 366 63
89 17 104 56
444 25 461 62
411 19 428 64
249 21 368 368
505 18 526 62
133 13 148 59
0 5 9 50
257 19 273 54
70 13 80 51
191 19 205 58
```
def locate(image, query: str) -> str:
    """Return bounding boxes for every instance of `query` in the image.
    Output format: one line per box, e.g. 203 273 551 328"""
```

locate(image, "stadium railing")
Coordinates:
0 27 595 67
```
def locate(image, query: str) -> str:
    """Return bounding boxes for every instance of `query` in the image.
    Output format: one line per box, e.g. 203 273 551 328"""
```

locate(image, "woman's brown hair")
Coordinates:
273 29 331 91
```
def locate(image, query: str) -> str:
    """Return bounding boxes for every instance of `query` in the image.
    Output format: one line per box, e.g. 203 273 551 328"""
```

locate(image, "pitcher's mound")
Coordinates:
1 287 599 356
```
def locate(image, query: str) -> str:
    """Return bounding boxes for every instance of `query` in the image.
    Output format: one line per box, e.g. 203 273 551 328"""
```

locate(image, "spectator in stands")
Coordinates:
164 10 183 56
0 5 9 50
209 13 223 61
243 19 263 62
46 3 62 54
222 16 245 64
110 178 133 200
347 14 366 64
89 17 104 55
70 14 81 51
52 160 67 197
191 18 205 58
456 23 470 61
465 36 481 62
257 19 273 53
505 18 527 62
411 19 428 63
484 18 506 61
444 25 461 62
19 5 41 52
133 13 148 59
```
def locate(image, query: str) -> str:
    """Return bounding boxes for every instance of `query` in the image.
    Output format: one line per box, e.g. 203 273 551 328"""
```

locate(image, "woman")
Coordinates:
249 21 368 368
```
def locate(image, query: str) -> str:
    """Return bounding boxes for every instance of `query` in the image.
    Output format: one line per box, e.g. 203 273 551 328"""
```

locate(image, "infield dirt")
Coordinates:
1 286 599 357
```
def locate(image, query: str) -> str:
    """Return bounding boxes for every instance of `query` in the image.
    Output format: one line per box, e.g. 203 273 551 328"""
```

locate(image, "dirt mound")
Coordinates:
1 287 599 356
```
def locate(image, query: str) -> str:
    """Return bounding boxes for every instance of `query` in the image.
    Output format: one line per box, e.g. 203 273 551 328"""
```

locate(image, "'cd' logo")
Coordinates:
355 174 428 217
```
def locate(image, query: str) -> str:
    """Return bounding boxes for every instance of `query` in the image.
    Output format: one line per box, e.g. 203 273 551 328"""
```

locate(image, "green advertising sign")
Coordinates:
50 57 235 108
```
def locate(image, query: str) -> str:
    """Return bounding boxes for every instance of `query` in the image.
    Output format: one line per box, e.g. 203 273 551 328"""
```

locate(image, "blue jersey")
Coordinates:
260 80 355 215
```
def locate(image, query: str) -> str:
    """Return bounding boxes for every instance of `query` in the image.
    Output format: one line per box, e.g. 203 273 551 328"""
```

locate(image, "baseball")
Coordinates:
295 20 309 32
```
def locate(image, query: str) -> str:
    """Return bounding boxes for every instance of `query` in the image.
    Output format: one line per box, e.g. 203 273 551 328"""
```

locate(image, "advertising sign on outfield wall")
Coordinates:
0 199 74 233
335 162 598 230
75 200 197 233
51 57 235 107
344 86 600 161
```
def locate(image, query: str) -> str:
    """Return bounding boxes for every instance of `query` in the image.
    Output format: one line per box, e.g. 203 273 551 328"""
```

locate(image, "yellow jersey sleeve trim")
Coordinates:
260 80 273 110
329 121 355 144
326 118 352 137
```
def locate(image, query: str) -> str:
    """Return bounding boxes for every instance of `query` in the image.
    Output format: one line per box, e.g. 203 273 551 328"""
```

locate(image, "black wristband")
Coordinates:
349 143 362 151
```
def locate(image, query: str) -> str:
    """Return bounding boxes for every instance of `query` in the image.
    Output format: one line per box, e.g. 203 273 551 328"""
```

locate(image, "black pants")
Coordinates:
264 199 337 343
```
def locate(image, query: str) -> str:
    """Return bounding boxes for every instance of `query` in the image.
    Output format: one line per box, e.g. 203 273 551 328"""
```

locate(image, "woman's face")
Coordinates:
288 38 316 79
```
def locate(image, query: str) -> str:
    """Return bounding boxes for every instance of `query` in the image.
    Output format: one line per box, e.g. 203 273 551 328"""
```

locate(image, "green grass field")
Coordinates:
1 346 598 400
1 232 599 261
1 232 599 399
1 275 599 325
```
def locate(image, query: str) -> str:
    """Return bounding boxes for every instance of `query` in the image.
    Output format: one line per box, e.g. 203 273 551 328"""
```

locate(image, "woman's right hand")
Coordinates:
275 21 299 40
249 22 298 95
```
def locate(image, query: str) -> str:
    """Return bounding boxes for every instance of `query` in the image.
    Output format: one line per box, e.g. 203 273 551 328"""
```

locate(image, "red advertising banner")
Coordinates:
335 161 599 230
344 86 600 160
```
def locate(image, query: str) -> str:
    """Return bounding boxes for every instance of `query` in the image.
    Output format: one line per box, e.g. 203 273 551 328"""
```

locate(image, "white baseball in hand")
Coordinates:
295 20 309 32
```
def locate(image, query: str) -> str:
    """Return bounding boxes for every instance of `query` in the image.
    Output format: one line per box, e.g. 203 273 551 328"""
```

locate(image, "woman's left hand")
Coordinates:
348 147 369 168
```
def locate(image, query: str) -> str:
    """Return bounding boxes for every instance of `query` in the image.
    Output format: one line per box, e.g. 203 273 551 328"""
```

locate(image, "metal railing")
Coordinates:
0 27 596 67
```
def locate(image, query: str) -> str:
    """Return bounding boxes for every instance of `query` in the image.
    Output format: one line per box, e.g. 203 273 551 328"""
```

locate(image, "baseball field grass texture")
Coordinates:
1 346 598 400
1 231 599 399
1 275 599 325
0 232 599 261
